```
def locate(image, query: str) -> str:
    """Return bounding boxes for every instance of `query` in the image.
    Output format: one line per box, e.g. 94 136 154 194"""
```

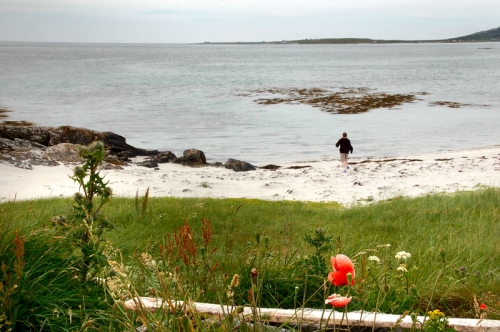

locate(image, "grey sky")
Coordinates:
0 0 499 43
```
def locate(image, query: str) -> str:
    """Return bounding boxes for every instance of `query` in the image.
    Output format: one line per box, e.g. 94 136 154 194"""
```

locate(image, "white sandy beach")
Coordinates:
1 147 499 206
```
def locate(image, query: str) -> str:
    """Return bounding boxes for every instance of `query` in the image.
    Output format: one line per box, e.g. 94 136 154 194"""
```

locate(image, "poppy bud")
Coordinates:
347 272 353 286
250 268 258 278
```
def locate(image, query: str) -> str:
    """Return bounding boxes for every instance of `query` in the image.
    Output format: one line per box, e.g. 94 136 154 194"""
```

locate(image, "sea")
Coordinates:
1 41 499 164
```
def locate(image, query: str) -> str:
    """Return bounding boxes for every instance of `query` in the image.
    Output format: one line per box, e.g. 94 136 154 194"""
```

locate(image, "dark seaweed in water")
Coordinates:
241 87 426 114
0 108 10 119
0 108 35 126
429 101 490 108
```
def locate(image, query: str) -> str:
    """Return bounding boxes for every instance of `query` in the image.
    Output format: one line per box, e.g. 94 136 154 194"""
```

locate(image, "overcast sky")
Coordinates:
1 0 499 44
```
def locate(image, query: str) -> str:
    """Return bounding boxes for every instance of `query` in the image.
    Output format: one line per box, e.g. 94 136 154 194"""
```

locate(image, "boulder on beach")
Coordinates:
150 151 177 163
224 158 256 172
178 149 207 166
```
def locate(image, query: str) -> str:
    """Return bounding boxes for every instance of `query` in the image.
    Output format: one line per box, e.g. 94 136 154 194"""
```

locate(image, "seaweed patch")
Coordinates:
240 87 426 114
429 101 490 108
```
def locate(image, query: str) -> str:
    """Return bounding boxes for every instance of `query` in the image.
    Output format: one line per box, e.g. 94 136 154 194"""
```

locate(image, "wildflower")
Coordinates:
250 268 258 278
328 254 355 286
480 304 487 310
325 294 352 308
230 274 240 288
428 309 445 320
395 251 411 261
368 256 381 264
397 265 408 273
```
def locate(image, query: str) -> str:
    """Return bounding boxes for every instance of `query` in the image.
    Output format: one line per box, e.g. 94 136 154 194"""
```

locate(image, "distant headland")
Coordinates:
202 26 500 45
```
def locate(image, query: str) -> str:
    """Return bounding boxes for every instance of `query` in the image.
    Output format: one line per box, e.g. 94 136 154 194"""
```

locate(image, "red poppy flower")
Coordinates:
480 304 487 310
328 254 355 286
325 293 352 308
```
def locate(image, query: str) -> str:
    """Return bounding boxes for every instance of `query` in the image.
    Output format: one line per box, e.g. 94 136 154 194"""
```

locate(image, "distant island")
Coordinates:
203 26 500 45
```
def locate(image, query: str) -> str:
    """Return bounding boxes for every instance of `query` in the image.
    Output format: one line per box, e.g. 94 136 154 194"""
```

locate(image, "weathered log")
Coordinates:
123 297 500 331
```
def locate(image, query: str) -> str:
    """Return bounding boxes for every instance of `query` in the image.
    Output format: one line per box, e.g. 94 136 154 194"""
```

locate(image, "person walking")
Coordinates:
335 132 353 173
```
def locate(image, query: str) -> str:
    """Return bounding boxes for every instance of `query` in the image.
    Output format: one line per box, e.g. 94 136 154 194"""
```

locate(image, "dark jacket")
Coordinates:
335 138 353 154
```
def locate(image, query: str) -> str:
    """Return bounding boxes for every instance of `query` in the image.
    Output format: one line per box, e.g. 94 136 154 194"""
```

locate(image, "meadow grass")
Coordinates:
1 188 499 330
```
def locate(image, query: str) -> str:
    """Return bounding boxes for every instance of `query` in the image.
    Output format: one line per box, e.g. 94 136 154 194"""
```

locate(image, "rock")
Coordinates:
137 160 159 168
0 138 59 169
261 164 281 170
0 137 47 151
0 125 52 146
178 149 207 166
46 143 83 164
47 126 139 155
150 151 177 163
104 154 127 166
100 162 124 170
1 124 158 160
224 158 256 172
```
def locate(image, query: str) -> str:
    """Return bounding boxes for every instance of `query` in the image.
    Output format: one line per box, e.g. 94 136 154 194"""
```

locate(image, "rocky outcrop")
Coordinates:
1 124 258 172
46 126 149 158
0 137 58 169
0 125 155 159
0 125 52 146
0 124 153 169
224 158 256 172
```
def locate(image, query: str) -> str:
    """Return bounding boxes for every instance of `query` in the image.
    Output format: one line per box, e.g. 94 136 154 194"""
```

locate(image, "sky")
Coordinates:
0 0 499 44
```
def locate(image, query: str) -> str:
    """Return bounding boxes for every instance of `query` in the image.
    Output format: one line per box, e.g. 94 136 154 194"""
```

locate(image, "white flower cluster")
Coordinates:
368 256 381 264
395 251 411 261
397 266 408 273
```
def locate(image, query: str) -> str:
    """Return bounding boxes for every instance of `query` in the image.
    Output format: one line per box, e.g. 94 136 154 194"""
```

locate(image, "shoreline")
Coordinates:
1 146 499 206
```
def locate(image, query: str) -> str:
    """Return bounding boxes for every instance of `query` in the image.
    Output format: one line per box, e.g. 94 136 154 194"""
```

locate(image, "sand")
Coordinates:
1 147 499 206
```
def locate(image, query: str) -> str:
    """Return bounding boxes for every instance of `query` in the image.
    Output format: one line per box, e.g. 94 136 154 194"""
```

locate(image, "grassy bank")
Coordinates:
1 187 499 330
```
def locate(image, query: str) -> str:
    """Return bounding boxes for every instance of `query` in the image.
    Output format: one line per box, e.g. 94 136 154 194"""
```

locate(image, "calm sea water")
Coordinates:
1 42 499 164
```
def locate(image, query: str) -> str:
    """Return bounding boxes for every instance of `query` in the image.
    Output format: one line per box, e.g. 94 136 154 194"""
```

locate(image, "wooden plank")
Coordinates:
124 297 500 331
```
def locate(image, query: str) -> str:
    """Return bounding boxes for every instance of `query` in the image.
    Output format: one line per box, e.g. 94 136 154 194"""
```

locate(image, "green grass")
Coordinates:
1 188 499 330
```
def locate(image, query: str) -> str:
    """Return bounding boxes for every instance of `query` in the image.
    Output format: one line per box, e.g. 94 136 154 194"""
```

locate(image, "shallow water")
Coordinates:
1 42 499 164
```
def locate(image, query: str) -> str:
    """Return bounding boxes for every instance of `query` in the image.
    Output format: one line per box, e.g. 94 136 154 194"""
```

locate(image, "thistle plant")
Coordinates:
60 141 114 283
